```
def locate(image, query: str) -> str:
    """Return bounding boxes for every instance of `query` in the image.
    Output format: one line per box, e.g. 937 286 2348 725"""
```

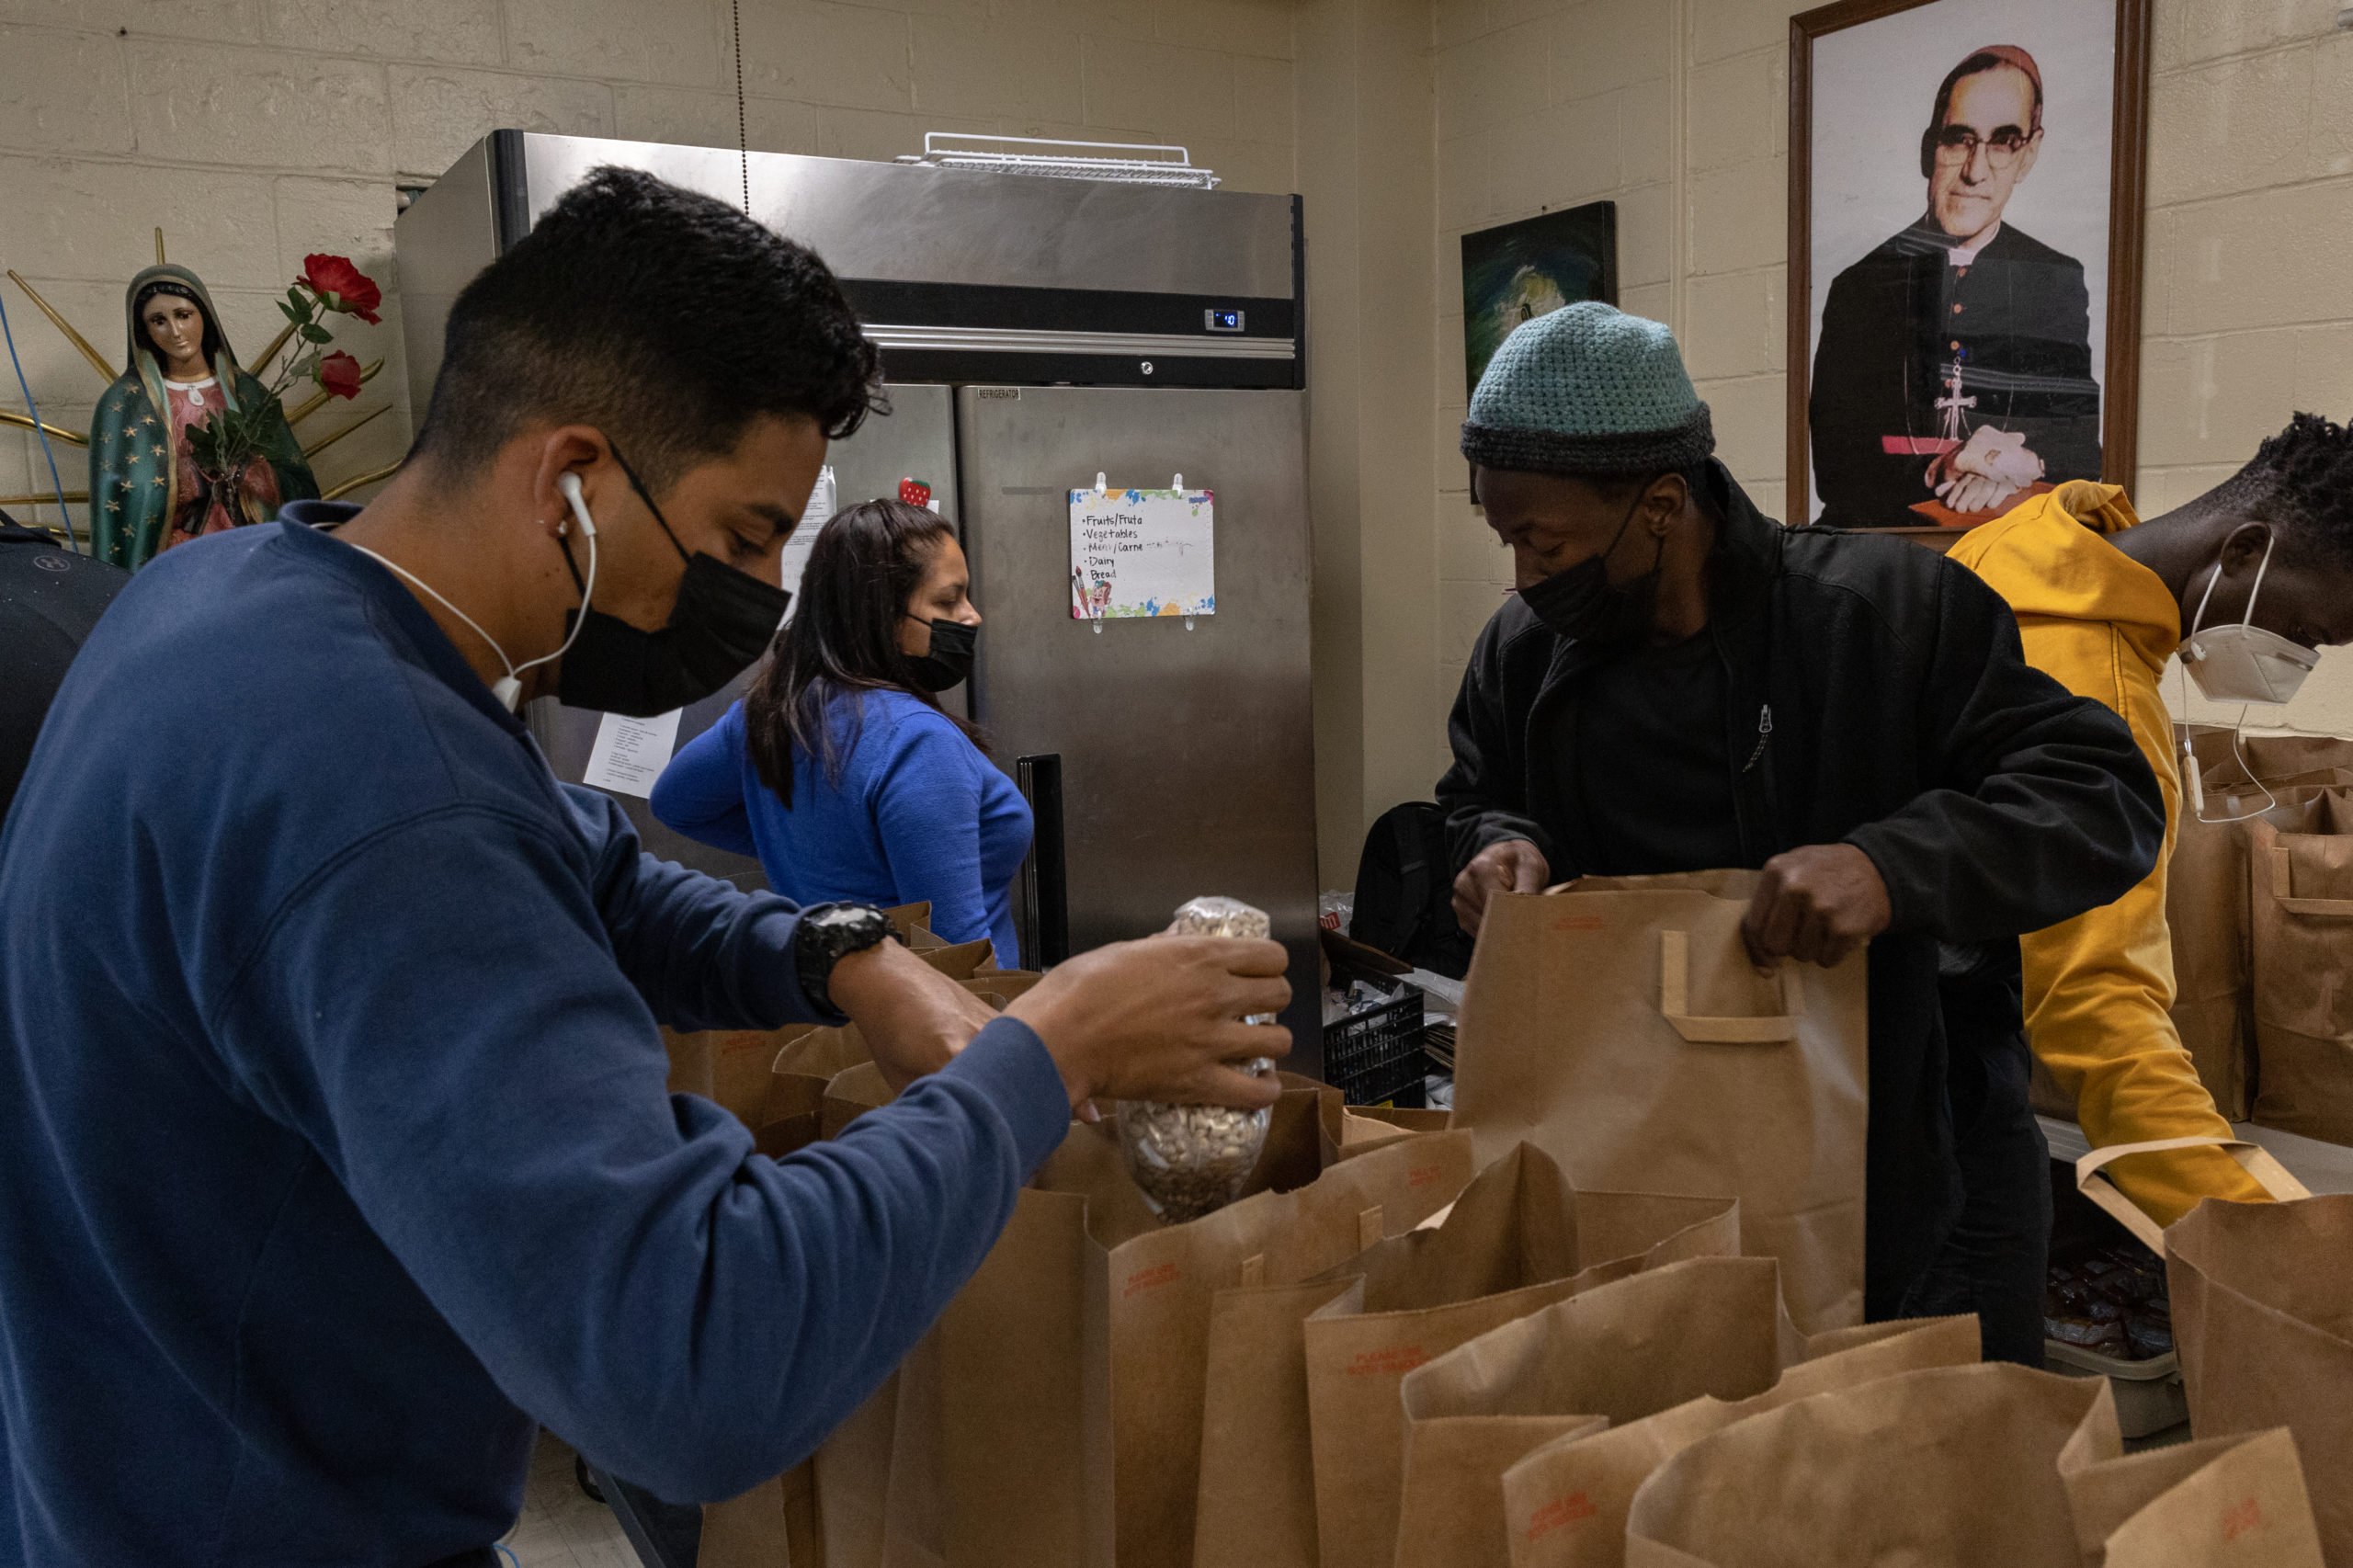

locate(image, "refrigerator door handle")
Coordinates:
1015 754 1070 968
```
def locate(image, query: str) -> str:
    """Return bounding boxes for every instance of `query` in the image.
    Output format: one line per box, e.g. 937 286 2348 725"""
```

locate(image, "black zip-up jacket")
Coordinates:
1437 463 2163 1316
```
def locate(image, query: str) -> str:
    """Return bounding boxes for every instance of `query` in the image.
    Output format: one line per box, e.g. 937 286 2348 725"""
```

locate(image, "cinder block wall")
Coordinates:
0 0 1300 528
1425 0 2353 790
6 0 2344 885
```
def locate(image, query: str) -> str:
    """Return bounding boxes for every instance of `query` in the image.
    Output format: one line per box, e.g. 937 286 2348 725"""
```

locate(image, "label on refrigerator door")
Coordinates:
581 709 683 798
1068 485 1215 619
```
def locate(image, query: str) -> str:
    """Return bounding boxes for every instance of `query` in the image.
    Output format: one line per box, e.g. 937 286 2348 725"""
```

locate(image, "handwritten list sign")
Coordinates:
1068 485 1216 619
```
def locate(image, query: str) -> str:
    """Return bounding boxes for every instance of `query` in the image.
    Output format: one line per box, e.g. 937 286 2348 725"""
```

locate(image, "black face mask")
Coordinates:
1517 493 1664 652
906 616 976 693
554 446 791 717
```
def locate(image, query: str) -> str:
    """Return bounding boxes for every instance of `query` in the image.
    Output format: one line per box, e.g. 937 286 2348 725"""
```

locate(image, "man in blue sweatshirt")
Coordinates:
0 167 1289 1568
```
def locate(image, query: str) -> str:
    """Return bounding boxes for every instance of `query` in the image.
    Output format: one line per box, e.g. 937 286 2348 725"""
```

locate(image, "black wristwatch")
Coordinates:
793 903 896 1018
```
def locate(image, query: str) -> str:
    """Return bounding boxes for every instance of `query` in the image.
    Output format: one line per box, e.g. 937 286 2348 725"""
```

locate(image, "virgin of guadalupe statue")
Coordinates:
89 265 318 571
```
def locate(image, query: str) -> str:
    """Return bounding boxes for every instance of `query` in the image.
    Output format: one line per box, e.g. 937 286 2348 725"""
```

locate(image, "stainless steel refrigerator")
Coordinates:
396 132 1322 1066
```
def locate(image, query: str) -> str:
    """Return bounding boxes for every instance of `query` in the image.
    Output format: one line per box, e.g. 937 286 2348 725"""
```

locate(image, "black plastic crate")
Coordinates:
1324 975 1427 1107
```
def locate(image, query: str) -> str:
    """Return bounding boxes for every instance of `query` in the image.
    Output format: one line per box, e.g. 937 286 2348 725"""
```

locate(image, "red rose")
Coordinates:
317 350 364 401
300 254 382 324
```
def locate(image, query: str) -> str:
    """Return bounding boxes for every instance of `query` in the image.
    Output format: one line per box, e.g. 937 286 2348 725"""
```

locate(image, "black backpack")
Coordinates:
1349 802 1476 980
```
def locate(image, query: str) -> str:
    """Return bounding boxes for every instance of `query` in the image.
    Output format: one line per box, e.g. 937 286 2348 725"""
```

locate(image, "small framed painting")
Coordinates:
1461 202 1618 404
1789 0 2151 529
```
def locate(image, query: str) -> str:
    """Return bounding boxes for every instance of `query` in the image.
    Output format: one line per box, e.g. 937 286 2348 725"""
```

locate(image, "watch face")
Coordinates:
811 904 891 950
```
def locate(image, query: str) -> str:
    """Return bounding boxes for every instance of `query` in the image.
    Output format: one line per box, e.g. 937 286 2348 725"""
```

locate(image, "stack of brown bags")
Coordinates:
673 887 2351 1568
2158 731 2353 1137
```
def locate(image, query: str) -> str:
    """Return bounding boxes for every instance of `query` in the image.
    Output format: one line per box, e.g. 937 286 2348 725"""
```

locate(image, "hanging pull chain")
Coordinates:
732 0 749 215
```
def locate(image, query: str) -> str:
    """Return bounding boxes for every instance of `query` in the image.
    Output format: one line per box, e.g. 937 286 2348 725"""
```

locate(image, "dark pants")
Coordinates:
1906 952 2052 1365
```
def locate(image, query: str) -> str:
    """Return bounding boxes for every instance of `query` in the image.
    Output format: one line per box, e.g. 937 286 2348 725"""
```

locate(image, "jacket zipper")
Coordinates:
1741 703 1773 774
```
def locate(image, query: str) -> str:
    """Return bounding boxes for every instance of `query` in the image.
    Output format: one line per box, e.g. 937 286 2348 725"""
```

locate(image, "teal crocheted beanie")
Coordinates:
1461 301 1715 477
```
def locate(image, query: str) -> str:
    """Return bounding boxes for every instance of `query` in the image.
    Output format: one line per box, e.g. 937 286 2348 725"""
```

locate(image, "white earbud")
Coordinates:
349 473 603 716
557 471 597 538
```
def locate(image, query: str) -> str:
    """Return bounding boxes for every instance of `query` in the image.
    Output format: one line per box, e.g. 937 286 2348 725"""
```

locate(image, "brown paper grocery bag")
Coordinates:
2060 1426 2325 1568
1194 1274 1359 1568
1499 1313 1977 1568
917 937 996 981
1397 1414 1607 1568
2249 797 2353 1142
698 1054 842 1568
971 969 1042 1002
1624 1362 2118 1567
699 1459 825 1568
2169 1195 2353 1565
1393 1257 1793 1568
2167 791 2256 1120
926 1112 1475 1568
1450 873 1869 1334
2167 728 2260 1118
1192 1141 1734 1568
803 1060 914 1568
1294 1145 1740 1568
2191 733 2353 795
664 1018 825 1125
2174 730 2353 1120
1188 1084 1465 1568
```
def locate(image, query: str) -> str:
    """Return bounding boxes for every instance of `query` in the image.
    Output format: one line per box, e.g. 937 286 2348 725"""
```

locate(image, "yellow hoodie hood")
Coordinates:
1947 481 2181 676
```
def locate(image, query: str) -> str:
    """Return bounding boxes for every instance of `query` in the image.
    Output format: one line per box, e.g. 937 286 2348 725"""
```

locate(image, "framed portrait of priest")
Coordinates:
1789 0 2151 531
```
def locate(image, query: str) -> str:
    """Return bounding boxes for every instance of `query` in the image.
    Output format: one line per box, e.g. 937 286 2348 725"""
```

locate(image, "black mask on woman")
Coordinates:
1517 493 1664 652
554 447 791 717
906 617 977 693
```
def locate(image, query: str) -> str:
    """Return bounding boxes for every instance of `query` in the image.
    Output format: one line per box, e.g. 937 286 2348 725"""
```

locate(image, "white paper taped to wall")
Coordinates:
777 464 835 624
582 709 683 798
1067 484 1216 619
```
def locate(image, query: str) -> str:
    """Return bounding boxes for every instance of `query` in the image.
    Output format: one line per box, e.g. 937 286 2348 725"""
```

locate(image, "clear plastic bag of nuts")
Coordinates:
1114 896 1279 1223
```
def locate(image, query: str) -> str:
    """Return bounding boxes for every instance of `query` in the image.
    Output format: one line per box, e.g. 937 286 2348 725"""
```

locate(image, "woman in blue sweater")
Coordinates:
653 500 1032 967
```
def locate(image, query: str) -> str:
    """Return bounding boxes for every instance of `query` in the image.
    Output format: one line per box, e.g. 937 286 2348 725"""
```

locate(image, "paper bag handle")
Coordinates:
2075 1136 2313 1253
2269 846 2353 917
1658 929 1802 1043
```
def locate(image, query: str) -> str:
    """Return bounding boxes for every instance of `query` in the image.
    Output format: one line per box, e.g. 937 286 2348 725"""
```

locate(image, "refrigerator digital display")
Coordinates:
1204 308 1245 333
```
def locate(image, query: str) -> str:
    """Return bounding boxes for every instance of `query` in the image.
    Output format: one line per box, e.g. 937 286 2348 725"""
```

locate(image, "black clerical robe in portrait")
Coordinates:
1809 221 2102 529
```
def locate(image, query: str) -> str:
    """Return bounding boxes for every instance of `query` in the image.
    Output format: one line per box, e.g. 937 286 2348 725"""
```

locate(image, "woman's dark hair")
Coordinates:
744 500 986 804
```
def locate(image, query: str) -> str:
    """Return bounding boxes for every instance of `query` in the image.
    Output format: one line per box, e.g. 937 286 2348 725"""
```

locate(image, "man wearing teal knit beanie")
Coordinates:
1439 301 2164 1362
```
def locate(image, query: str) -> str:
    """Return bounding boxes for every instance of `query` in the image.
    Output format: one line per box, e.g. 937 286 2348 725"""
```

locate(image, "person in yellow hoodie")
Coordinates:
1949 412 2353 1229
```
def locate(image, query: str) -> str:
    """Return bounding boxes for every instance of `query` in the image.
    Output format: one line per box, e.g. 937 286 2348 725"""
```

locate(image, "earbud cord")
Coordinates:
348 489 598 711
351 543 519 688
2177 540 2278 826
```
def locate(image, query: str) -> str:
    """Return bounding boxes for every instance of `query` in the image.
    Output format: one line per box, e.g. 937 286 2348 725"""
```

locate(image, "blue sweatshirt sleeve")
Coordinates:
649 701 759 860
213 805 1072 1503
563 782 816 1031
871 717 995 949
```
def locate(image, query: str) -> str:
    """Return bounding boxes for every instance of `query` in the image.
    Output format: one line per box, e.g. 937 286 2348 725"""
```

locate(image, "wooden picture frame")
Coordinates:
1787 0 2151 530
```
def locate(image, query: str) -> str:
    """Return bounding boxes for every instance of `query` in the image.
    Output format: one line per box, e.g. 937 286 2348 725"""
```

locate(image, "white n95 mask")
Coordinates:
2179 534 2320 705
